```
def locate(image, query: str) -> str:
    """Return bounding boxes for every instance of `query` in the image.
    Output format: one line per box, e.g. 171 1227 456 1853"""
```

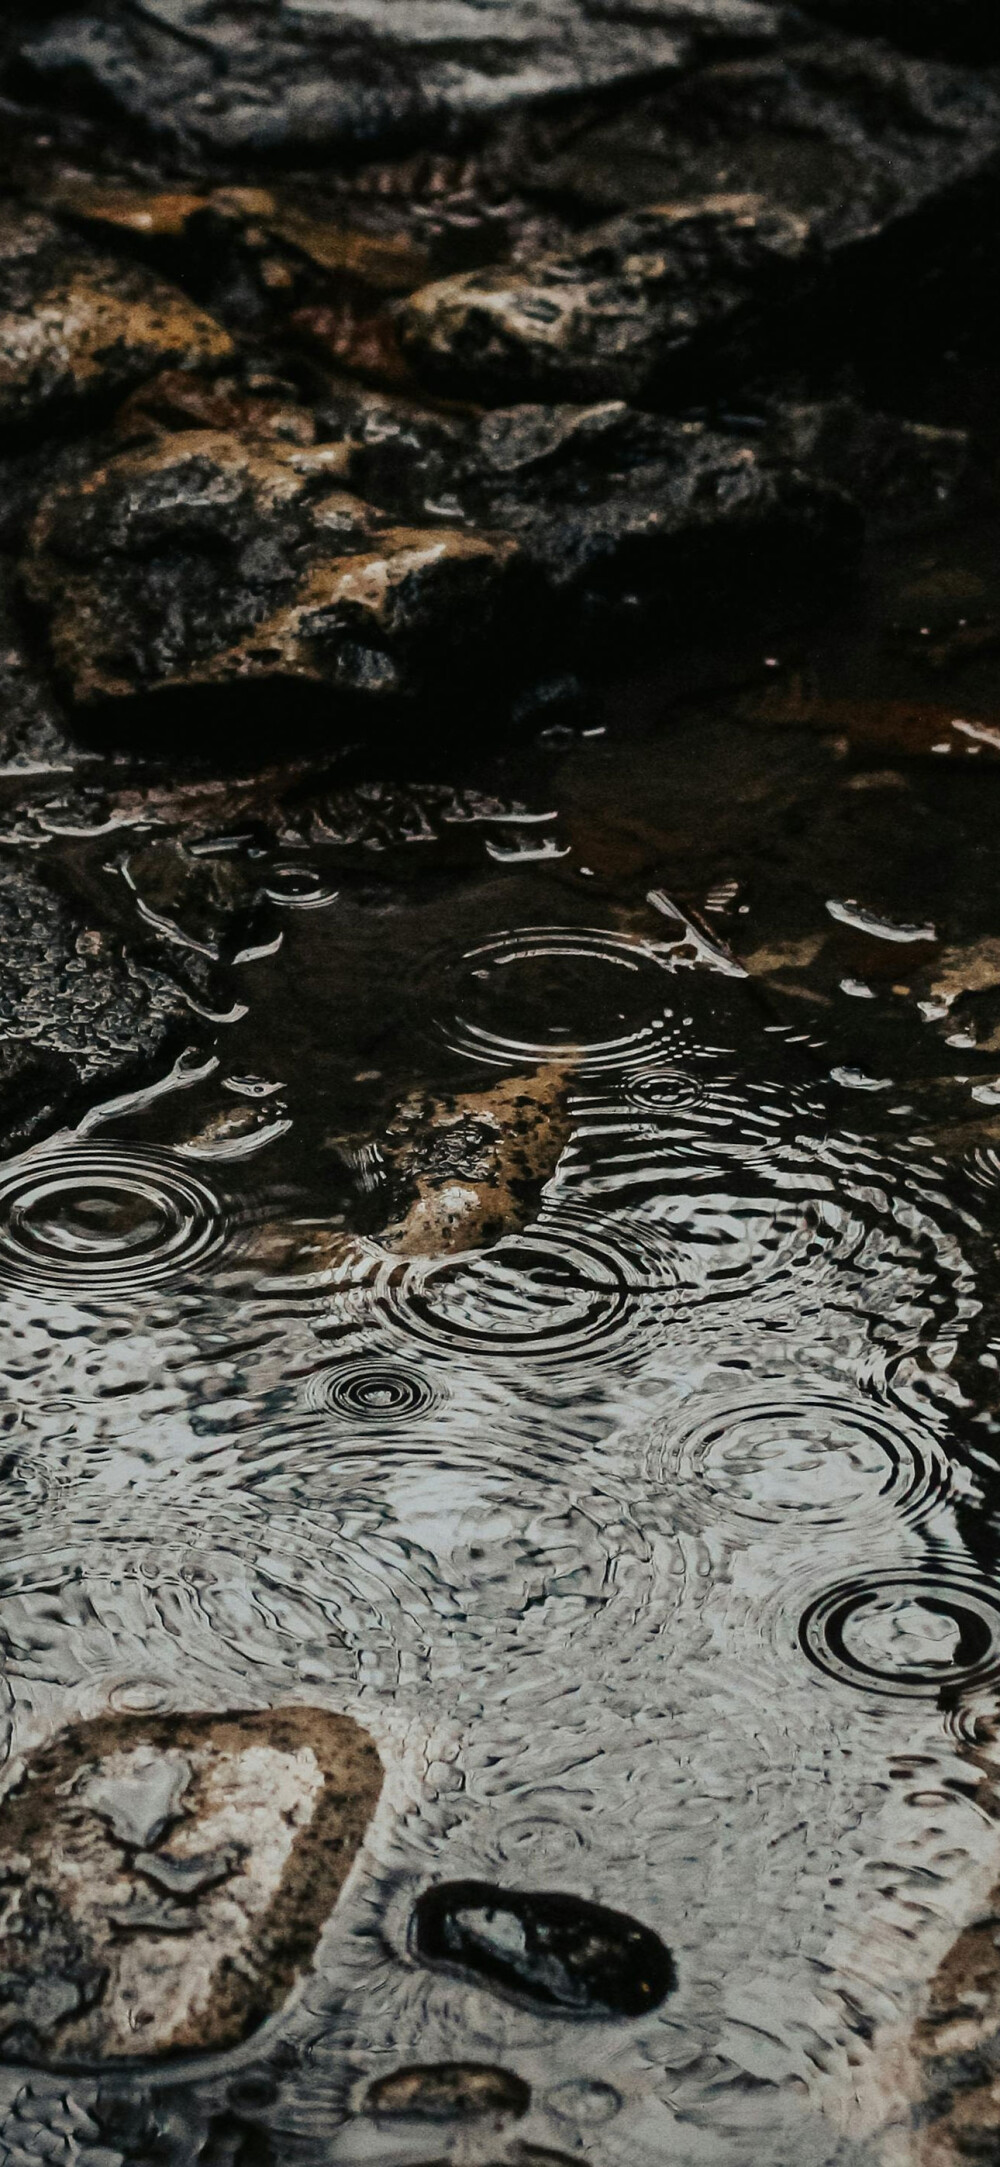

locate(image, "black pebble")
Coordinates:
409 1880 676 2016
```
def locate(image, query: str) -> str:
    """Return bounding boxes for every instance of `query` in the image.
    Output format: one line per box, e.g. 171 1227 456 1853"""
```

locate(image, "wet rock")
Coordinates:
464 398 859 599
7 2 779 166
764 401 976 532
0 851 198 1151
321 385 861 610
0 1707 383 2064
368 1064 572 1256
364 2061 531 2122
21 430 518 711
0 205 232 436
805 1 1000 62
409 1880 676 2016
0 560 83 774
398 193 814 404
479 34 1000 312
117 367 319 450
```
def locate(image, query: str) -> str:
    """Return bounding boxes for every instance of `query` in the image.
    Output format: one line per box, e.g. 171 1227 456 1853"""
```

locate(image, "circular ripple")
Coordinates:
372 1208 674 1371
653 1391 952 1538
307 1362 439 1421
0 1145 226 1296
800 1571 1000 1698
624 1067 704 1112
442 926 678 1072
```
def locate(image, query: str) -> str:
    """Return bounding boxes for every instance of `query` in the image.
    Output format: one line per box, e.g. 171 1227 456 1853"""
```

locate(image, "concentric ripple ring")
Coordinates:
0 1144 226 1296
651 1390 952 1537
307 1362 438 1421
799 1570 1000 1698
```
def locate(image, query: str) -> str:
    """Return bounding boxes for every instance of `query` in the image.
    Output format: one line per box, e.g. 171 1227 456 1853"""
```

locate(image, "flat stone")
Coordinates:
0 1706 383 2064
21 429 519 710
6 2 779 166
409 1879 676 2016
0 205 233 434
399 192 815 402
364 2061 531 2121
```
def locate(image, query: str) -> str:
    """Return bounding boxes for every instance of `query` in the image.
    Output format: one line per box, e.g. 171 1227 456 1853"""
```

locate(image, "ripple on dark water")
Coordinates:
799 1569 1000 1698
0 1145 226 1297
441 926 682 1071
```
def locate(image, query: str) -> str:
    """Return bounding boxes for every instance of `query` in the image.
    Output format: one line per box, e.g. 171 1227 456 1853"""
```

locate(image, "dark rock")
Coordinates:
0 1707 384 2064
409 1880 676 2016
419 33 1000 395
21 428 519 711
364 2061 531 2122
6 1 779 166
764 399 976 531
488 33 1000 238
399 192 815 403
0 850 198 1150
464 397 860 599
803 1 1000 62
325 384 861 608
0 559 84 774
0 203 233 437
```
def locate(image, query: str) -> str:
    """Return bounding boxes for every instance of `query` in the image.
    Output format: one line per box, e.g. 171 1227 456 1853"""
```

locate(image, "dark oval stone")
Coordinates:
364 2061 530 2121
409 1881 676 2017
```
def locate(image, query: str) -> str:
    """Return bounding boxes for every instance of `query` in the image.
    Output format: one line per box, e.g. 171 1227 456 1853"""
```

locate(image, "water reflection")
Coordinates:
1 908 999 2166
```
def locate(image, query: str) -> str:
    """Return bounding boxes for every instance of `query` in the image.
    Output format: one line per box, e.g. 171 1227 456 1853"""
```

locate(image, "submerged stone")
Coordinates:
0 1707 383 2064
21 429 518 710
0 205 232 434
409 1880 676 2016
364 2061 531 2121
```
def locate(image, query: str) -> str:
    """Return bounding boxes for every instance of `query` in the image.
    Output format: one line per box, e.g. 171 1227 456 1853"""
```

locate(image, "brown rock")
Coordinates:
22 430 519 710
398 193 813 404
0 205 233 433
0 1707 383 2065
376 1065 572 1256
364 2061 531 2122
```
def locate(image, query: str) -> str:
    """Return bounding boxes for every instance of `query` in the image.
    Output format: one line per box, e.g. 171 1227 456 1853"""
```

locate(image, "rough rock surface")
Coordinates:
0 205 232 434
410 1880 676 2015
393 30 1000 399
0 1707 383 2064
362 1064 572 1254
0 851 198 1151
22 429 518 709
0 562 83 775
5 1 779 165
318 384 863 604
399 193 815 403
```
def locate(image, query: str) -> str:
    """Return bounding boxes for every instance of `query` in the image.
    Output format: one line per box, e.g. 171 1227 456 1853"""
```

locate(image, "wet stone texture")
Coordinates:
0 1709 383 2065
22 430 518 710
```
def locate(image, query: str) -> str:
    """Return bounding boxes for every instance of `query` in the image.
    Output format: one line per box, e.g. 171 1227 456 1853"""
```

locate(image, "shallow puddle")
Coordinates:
5 501 1000 2166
